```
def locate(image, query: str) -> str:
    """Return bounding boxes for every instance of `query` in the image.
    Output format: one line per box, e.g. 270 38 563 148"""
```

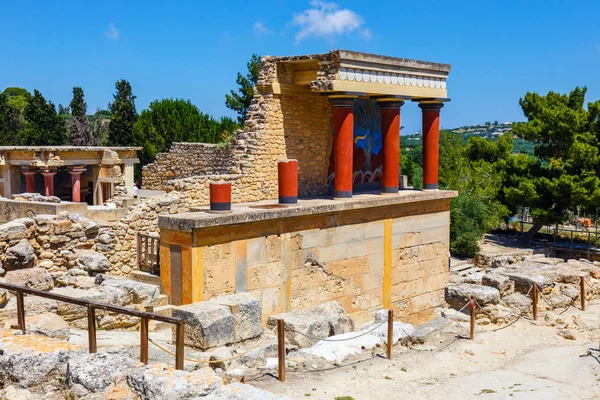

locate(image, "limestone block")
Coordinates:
267 310 329 348
210 293 262 342
0 221 27 242
128 365 223 399
5 267 54 291
313 301 354 335
96 274 160 305
502 292 532 313
76 251 111 273
204 382 289 400
3 239 35 270
172 302 236 350
445 283 500 308
482 272 515 297
67 352 138 393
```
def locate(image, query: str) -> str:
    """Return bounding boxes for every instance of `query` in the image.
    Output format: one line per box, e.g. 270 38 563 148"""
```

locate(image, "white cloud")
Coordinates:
253 21 272 35
291 1 369 43
105 23 120 40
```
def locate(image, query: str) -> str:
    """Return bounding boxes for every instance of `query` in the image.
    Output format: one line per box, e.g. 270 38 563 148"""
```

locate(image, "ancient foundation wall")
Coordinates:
159 197 451 325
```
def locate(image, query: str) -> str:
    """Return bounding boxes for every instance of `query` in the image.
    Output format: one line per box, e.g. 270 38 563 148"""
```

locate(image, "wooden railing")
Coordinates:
137 233 160 275
0 281 185 369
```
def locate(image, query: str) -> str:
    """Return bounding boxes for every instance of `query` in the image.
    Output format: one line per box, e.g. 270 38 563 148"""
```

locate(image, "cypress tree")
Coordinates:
107 80 138 146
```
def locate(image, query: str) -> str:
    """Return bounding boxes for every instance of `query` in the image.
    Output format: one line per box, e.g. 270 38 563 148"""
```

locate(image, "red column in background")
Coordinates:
41 170 57 197
379 101 404 194
419 103 444 190
69 166 86 202
22 170 37 193
330 98 357 199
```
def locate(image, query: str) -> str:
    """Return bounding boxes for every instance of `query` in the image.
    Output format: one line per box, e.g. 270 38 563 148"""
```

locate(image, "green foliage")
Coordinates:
107 80 138 146
21 90 66 145
133 98 240 166
68 87 91 146
508 87 600 226
450 194 492 258
225 54 261 124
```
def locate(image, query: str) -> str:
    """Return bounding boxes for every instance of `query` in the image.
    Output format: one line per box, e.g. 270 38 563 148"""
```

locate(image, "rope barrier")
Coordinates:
148 325 277 364
583 278 600 293
283 319 388 342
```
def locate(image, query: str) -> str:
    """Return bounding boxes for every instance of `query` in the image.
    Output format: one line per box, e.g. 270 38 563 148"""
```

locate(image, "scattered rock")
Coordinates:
173 302 236 350
313 301 355 336
67 351 138 392
267 310 329 348
559 329 576 340
412 317 449 344
5 267 54 291
0 289 8 308
11 193 61 203
445 283 500 308
492 255 515 268
502 292 532 313
128 364 223 399
545 311 557 325
76 251 111 273
549 294 571 309
210 293 262 342
0 385 36 400
5 313 69 340
96 274 159 305
3 239 35 270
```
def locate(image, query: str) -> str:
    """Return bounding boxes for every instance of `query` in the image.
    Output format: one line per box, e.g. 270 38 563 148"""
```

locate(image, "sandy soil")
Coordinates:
252 303 600 400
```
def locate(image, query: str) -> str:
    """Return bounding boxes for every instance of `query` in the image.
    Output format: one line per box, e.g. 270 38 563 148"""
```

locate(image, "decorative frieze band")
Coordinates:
338 67 447 90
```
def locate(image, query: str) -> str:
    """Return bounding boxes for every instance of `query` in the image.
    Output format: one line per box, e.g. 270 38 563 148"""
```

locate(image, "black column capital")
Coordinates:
329 97 358 108
418 102 445 112
378 100 405 110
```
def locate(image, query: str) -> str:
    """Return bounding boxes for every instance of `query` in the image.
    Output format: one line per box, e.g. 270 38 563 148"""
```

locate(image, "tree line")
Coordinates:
403 87 600 257
0 53 261 171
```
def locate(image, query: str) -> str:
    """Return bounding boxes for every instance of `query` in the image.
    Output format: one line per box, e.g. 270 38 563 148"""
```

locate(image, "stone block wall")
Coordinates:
162 205 450 325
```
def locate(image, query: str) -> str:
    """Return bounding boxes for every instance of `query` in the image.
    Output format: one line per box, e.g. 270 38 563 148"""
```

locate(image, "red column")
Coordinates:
68 166 86 202
379 101 404 194
419 103 444 190
330 98 357 199
278 159 298 204
41 169 57 197
209 182 232 211
22 170 37 193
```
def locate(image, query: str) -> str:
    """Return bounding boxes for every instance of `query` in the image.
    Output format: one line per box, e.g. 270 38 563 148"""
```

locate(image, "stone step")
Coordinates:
457 267 482 276
450 258 471 268
152 305 173 317
148 305 174 332
451 263 474 273
128 270 163 290
149 321 173 332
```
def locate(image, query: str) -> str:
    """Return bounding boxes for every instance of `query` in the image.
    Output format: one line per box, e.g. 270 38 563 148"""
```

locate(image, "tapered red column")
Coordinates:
68 166 86 202
379 101 404 194
419 103 444 190
41 169 57 197
330 98 357 199
22 169 37 193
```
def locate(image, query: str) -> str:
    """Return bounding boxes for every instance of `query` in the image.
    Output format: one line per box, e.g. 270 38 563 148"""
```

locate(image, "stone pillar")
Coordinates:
330 97 357 199
379 101 404 194
21 168 38 193
419 103 444 190
68 166 86 202
41 169 57 197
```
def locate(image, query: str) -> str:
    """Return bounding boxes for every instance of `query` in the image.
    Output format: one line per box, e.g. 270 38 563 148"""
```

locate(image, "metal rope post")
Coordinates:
387 309 393 360
581 276 586 311
532 284 538 321
469 296 475 340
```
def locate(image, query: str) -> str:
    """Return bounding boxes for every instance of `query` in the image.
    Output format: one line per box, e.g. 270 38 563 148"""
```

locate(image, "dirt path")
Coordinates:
252 304 600 400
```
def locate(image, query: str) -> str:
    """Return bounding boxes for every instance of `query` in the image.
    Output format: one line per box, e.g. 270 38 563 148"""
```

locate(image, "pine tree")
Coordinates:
68 87 92 146
107 80 137 146
22 90 67 145
225 54 261 124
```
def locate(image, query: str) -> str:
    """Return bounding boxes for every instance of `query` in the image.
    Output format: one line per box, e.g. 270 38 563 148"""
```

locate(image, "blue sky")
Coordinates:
1 0 599 134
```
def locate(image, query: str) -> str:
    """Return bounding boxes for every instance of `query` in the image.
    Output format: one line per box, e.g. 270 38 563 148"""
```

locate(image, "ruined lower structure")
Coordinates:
156 49 455 324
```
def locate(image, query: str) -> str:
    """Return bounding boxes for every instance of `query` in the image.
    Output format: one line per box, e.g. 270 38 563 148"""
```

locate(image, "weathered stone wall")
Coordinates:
141 54 336 199
188 210 449 325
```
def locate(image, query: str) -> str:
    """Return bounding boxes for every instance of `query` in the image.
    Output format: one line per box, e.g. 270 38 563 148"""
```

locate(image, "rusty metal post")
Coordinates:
387 309 394 360
87 306 97 353
140 317 149 364
469 296 475 340
175 323 185 370
277 319 286 382
581 276 586 311
16 292 25 334
532 284 538 320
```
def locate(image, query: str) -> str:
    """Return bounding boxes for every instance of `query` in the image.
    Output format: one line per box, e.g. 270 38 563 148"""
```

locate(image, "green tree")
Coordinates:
107 80 137 146
225 54 261 123
133 98 240 167
90 108 110 146
21 89 67 145
0 87 31 144
68 86 92 146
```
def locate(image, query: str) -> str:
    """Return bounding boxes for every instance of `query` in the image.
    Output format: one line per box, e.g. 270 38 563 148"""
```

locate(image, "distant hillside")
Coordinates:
402 121 535 155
